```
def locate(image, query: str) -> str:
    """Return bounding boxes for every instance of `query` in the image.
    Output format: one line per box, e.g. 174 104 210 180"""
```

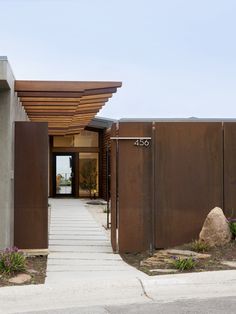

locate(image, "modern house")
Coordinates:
1 56 236 254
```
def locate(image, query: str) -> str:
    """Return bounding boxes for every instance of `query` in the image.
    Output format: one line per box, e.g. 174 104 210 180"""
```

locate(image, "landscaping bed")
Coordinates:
121 240 236 276
0 255 47 287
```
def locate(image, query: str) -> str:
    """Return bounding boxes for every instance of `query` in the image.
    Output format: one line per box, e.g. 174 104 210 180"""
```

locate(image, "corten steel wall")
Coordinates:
14 122 48 249
154 122 223 248
223 123 236 219
100 128 111 200
111 121 235 253
111 122 152 252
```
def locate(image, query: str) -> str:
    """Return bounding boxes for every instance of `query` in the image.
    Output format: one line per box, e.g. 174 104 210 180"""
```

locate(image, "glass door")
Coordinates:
54 154 75 196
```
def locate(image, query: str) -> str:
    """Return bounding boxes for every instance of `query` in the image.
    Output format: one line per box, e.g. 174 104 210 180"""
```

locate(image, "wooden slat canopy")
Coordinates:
15 80 122 135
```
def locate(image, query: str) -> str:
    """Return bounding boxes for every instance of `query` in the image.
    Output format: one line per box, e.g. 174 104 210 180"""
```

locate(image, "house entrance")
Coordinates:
52 151 99 198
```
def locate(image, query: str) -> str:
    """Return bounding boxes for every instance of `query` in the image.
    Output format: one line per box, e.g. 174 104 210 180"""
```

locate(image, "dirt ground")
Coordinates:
121 241 236 276
0 256 47 287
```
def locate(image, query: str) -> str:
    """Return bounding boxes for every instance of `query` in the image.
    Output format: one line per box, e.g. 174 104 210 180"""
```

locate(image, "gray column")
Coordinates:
0 57 28 249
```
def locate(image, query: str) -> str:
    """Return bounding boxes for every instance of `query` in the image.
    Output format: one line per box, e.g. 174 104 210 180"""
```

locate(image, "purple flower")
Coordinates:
12 246 19 252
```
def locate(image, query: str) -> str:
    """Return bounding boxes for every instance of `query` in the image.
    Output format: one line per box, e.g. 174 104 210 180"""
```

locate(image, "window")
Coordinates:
53 130 99 148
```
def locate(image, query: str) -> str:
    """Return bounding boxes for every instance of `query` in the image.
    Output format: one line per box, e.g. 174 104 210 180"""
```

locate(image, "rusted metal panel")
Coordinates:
155 122 223 248
118 122 152 253
223 123 236 219
14 122 48 249
110 123 118 251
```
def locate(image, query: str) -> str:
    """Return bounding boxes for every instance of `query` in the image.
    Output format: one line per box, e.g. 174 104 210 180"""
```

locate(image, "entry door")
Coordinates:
53 153 75 196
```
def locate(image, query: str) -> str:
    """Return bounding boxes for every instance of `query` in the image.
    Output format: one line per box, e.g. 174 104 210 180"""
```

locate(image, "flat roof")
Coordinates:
119 118 236 122
15 80 122 135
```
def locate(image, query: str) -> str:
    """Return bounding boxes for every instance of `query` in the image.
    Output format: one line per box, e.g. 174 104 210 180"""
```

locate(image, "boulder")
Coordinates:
8 273 31 284
221 261 236 268
199 207 231 247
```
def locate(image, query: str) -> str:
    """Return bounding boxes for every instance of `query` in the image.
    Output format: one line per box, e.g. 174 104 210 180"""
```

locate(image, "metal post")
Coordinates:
106 144 110 229
150 121 156 255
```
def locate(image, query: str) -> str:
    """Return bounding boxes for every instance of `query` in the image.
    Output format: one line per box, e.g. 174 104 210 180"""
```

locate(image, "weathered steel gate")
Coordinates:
14 122 48 249
111 121 236 253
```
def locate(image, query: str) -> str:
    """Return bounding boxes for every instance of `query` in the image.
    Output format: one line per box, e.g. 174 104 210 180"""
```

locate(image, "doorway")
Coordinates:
53 153 75 197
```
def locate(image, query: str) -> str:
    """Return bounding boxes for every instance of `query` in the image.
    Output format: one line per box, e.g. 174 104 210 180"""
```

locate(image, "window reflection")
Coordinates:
53 130 98 148
79 153 99 197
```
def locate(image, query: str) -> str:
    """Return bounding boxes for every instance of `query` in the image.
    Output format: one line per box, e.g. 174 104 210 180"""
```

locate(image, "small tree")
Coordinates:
80 159 97 198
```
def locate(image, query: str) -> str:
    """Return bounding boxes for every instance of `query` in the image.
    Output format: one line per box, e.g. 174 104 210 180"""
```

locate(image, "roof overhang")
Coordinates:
15 80 122 135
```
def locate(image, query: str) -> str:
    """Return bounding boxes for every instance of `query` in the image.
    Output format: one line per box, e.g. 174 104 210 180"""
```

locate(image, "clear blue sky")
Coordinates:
0 0 236 119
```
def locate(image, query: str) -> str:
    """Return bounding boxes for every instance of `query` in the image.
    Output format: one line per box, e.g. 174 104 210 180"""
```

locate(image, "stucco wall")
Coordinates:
0 57 29 249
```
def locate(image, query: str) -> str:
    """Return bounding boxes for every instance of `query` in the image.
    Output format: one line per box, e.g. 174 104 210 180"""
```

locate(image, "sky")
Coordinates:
0 0 236 119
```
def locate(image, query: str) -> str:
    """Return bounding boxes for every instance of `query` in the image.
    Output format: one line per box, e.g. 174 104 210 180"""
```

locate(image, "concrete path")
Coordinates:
46 199 142 284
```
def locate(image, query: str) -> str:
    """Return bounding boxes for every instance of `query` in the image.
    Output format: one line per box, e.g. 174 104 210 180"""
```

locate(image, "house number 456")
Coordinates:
134 139 150 147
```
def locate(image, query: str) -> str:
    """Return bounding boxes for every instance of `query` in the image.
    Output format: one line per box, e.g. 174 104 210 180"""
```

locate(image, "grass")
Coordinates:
190 240 209 253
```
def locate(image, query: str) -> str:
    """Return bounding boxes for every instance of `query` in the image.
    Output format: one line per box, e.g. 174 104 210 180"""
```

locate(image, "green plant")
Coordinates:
228 220 236 239
227 209 236 239
191 240 209 253
0 247 26 275
171 256 197 271
80 159 97 198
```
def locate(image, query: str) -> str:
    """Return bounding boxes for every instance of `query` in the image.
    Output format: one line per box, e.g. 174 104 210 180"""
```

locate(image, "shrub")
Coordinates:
228 219 236 239
171 256 197 271
191 240 209 253
0 247 26 275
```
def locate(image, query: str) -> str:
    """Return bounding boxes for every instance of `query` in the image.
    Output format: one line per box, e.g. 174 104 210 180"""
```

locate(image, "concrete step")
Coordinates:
50 245 113 253
48 252 121 260
47 259 124 266
45 270 138 284
49 239 111 246
47 265 130 272
49 235 108 240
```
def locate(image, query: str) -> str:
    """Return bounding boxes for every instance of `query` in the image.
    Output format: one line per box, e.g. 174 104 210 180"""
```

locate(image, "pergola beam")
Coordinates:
15 80 121 135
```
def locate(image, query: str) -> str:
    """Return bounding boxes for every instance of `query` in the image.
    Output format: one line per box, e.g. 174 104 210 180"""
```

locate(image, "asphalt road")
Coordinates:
20 296 236 314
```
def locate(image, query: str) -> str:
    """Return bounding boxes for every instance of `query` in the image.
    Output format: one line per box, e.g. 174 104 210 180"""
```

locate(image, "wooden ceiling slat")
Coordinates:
28 112 73 116
17 91 83 98
77 103 104 108
22 102 79 106
30 118 71 121
78 93 112 100
20 94 111 102
27 110 75 113
15 80 122 92
83 88 117 96
21 97 82 102
17 87 117 97
78 98 109 104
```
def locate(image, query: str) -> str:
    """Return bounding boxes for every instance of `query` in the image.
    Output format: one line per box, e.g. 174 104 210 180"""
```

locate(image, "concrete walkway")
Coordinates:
46 199 142 284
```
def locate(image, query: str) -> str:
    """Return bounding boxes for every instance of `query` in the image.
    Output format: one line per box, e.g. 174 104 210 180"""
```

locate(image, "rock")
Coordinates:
8 273 31 284
165 249 210 259
149 269 178 273
27 268 38 274
220 261 236 268
199 207 231 247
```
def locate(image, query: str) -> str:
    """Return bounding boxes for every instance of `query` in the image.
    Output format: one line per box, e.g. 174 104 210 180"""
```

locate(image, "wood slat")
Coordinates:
15 80 122 92
20 97 82 102
22 102 79 106
17 91 83 98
